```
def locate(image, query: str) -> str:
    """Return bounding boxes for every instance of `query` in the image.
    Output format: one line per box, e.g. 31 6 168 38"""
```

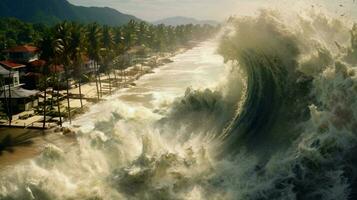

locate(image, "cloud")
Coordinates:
68 0 262 21
67 0 357 21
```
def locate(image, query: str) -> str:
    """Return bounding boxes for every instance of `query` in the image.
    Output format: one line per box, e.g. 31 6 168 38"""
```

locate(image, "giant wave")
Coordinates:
1 9 357 200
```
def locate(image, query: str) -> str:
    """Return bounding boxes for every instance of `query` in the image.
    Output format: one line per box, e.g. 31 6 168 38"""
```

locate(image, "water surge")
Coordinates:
1 10 357 200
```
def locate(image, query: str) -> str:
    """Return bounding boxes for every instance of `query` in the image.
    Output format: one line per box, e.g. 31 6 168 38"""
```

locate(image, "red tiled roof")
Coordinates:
29 60 46 67
0 61 26 69
49 65 64 73
4 45 39 53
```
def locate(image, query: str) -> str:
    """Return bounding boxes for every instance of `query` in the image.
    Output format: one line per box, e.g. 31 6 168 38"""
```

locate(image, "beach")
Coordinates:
0 44 200 169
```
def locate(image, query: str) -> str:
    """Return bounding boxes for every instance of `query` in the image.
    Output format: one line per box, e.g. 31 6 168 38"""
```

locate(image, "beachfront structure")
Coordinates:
0 61 38 115
0 86 38 114
3 45 39 63
0 61 25 87
0 45 41 89
82 55 97 74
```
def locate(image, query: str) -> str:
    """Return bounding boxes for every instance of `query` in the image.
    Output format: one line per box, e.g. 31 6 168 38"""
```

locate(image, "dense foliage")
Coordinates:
0 18 49 60
0 17 218 60
0 0 139 26
0 17 218 124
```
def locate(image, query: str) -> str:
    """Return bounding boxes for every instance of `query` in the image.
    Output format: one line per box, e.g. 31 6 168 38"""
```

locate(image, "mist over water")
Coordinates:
1 9 357 200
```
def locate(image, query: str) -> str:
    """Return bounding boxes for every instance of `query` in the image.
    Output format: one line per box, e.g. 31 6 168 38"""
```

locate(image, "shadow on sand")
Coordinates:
0 133 34 155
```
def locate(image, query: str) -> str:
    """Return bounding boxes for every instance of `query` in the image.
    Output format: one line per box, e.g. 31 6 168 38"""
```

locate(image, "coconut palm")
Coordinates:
138 22 150 47
86 23 102 100
101 25 115 94
68 22 85 108
38 32 54 128
113 27 126 54
124 20 139 49
53 21 73 123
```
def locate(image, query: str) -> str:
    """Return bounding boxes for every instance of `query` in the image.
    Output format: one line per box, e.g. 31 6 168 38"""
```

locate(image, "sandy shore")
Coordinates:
0 128 76 169
0 48 186 168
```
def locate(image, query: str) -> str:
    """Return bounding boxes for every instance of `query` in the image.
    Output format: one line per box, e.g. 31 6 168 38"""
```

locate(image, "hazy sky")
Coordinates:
67 0 357 21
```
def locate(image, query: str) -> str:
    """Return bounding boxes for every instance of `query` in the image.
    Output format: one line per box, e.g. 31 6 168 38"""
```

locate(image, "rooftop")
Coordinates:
3 45 39 53
29 60 46 68
0 87 38 99
0 61 26 69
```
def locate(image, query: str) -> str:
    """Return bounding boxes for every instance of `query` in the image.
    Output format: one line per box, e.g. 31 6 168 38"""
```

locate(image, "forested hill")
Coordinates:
0 0 140 26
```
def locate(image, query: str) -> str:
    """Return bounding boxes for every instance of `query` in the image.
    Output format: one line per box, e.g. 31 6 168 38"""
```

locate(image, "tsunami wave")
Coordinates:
1 9 357 200
216 10 357 199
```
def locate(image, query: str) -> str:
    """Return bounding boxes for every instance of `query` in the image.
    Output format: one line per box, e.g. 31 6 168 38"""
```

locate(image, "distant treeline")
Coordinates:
0 17 219 60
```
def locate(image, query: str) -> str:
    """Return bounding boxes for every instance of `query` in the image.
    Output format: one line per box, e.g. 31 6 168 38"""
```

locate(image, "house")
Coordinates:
0 61 25 86
1 45 41 89
81 55 97 74
0 61 38 115
22 59 46 89
3 45 39 63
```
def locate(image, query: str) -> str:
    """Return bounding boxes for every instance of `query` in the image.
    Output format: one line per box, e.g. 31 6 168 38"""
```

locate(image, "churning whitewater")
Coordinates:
1 9 357 200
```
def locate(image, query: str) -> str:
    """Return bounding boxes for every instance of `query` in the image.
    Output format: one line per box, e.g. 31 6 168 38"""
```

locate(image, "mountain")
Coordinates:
0 0 140 26
152 16 219 26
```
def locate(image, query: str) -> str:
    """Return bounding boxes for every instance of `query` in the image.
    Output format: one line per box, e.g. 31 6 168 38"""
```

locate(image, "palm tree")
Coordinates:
113 27 126 54
38 32 54 128
53 22 73 123
86 23 102 100
124 20 139 49
69 23 85 108
101 25 115 94
138 22 150 47
6 71 12 126
38 73 48 128
54 74 63 126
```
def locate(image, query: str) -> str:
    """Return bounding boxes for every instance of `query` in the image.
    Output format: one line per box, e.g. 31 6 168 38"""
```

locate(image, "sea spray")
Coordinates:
217 10 357 199
1 9 357 200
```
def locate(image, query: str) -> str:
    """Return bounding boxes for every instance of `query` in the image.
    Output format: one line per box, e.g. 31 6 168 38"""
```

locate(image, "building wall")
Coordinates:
2 71 20 87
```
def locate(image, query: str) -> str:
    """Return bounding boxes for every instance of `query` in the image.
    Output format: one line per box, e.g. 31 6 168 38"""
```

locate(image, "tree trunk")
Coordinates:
7 72 12 125
56 75 62 127
78 64 83 109
98 66 102 97
65 67 71 124
42 80 47 129
121 69 124 88
94 62 100 101
78 76 83 109
123 69 126 85
50 86 55 110
113 69 117 87
108 72 112 95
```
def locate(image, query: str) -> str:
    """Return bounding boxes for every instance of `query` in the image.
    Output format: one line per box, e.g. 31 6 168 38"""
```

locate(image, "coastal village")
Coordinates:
0 43 180 129
2 0 357 199
0 13 218 168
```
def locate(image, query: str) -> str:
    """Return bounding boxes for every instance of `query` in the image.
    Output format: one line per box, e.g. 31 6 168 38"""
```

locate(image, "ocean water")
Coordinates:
1 10 357 200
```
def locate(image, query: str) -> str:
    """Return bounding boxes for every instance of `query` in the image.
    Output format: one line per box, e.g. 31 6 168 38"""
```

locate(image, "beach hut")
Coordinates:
0 62 39 114
0 87 39 113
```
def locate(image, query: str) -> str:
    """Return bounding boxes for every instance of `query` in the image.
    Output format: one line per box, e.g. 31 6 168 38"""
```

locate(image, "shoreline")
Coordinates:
0 44 194 169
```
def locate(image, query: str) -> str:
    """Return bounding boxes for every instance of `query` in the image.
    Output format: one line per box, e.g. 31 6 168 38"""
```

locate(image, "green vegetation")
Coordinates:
0 17 218 125
0 0 140 26
0 18 49 60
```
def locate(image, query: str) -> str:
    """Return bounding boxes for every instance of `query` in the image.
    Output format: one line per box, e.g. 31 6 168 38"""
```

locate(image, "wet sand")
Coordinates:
0 128 77 169
0 128 43 167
